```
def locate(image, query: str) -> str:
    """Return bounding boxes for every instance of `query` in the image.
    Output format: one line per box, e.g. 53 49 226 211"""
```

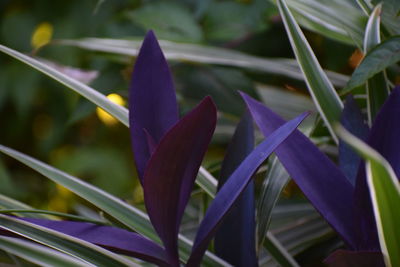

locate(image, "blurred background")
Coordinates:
0 0 360 264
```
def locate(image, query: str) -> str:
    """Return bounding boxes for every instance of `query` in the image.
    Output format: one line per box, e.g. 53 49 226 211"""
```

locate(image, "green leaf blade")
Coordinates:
277 0 343 142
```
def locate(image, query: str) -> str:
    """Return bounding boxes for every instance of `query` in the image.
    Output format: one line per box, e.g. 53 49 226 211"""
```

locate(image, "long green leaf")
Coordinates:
0 145 226 266
0 215 136 267
257 156 291 248
277 0 343 143
345 36 400 91
364 4 389 124
283 0 366 46
0 193 50 219
0 236 90 267
0 44 128 127
57 38 349 87
337 126 400 267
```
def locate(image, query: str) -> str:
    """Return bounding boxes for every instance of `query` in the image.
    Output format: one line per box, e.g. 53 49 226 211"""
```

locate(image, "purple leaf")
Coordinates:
352 86 400 250
129 30 179 181
187 111 308 266
324 250 384 267
15 217 168 266
143 97 217 266
214 111 257 267
339 95 369 185
240 92 357 249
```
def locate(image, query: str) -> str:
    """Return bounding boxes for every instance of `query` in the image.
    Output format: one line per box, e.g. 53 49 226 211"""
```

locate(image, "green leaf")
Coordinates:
0 215 136 266
257 156 291 248
127 2 203 43
345 36 400 91
0 44 129 127
277 0 344 143
0 236 89 267
57 38 349 88
0 193 50 219
282 0 366 46
336 126 400 267
364 4 389 124
264 232 300 267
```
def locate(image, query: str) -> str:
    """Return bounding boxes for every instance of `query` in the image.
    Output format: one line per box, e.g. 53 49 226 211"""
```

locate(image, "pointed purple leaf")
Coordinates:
15 218 168 266
214 111 257 267
339 95 369 185
324 250 384 267
187 111 308 266
143 97 216 266
352 87 400 251
129 30 179 181
240 92 357 249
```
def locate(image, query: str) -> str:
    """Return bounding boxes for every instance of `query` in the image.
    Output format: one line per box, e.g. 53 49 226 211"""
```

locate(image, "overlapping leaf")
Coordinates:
143 97 216 266
214 111 257 267
241 92 356 249
187 111 308 265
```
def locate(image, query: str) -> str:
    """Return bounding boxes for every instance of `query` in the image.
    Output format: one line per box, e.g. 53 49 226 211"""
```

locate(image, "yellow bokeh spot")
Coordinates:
31 22 53 50
56 184 72 198
96 93 126 126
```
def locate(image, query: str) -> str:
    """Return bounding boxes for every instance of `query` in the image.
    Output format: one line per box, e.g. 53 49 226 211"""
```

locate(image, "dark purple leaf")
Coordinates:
143 97 216 266
339 95 369 185
129 30 179 181
16 217 168 266
240 92 357 249
214 111 257 267
187 111 308 266
324 250 384 267
352 86 400 251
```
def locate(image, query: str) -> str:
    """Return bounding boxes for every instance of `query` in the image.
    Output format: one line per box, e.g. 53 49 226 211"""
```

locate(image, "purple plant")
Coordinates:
0 31 308 266
241 87 400 266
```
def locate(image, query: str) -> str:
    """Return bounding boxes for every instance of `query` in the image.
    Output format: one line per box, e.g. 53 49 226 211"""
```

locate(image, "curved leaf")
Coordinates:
337 126 400 267
346 36 400 91
353 87 400 250
129 30 179 180
364 4 389 123
187 111 308 266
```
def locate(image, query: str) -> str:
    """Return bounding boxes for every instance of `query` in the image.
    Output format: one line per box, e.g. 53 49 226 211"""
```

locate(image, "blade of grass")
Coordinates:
0 236 90 267
0 215 137 267
277 0 344 143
